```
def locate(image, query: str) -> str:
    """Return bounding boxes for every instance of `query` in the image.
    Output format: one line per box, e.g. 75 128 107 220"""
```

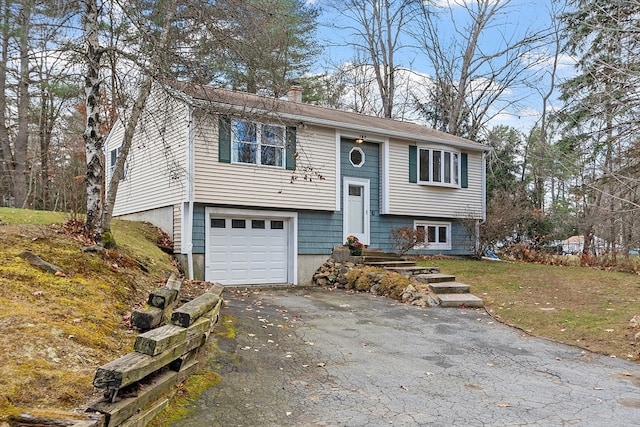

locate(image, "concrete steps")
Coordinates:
427 279 484 309
354 247 483 308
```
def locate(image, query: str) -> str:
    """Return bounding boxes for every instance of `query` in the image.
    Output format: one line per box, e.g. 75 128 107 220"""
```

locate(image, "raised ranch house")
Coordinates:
106 82 489 285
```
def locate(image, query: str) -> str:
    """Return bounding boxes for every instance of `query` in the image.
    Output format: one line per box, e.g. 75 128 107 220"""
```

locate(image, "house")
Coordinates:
106 82 489 285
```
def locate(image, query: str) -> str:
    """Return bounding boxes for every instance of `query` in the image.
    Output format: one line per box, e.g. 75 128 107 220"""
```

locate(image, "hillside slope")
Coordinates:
0 209 177 421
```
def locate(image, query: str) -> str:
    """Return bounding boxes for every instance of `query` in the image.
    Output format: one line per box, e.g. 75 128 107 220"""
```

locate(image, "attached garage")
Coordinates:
204 208 297 285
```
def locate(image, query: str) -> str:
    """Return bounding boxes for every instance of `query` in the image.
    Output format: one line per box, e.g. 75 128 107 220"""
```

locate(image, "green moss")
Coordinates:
216 315 237 339
148 369 222 426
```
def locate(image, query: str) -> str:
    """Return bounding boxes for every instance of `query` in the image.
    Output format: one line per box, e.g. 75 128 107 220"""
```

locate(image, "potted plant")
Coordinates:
345 235 364 256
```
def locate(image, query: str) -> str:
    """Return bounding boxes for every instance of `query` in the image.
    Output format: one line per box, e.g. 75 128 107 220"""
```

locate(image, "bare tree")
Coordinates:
412 0 546 140
327 0 415 118
100 0 180 240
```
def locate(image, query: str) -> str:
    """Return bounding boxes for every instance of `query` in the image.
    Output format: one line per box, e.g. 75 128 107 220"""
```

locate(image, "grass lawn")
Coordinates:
419 258 640 362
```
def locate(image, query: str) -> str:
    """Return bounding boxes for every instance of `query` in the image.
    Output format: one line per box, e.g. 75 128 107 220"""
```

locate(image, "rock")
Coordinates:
401 284 417 302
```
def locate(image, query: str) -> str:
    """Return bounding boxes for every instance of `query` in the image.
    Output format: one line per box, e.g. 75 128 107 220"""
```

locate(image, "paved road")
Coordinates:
172 286 640 426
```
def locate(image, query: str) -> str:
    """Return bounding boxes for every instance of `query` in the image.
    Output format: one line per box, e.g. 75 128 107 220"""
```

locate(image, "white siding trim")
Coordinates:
335 129 341 211
381 137 390 215
204 207 298 285
482 151 487 221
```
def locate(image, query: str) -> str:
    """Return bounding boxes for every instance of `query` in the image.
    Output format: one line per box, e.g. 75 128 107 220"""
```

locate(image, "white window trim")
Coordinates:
417 147 460 188
349 146 365 167
414 220 452 251
231 119 285 168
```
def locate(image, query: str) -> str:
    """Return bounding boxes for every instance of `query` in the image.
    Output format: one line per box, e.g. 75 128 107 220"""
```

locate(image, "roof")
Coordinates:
166 81 488 152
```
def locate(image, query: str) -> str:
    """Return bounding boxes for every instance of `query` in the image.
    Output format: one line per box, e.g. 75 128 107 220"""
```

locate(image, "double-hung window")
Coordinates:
414 221 451 250
418 148 460 187
231 120 285 168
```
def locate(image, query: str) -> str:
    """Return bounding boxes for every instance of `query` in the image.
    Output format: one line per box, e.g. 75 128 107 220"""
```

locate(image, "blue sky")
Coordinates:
310 0 576 133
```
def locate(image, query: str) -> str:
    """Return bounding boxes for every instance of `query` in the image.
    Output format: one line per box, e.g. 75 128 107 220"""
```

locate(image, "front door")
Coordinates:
343 177 370 245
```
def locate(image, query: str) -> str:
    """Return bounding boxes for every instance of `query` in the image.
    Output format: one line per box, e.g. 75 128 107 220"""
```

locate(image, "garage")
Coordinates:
205 210 296 285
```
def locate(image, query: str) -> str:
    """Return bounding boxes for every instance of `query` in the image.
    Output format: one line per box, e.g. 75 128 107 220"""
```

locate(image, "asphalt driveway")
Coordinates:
172 286 640 426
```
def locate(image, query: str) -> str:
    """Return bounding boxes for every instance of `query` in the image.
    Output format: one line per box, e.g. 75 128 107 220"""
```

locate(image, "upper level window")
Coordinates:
232 120 284 168
418 148 459 187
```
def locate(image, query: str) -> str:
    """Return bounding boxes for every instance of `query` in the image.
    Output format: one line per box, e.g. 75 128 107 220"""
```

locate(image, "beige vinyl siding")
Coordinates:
193 116 336 210
387 139 483 218
112 93 189 216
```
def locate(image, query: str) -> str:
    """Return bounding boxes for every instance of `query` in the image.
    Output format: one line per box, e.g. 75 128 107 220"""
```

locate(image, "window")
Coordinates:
232 219 246 228
211 218 225 228
418 148 459 187
231 120 285 167
270 220 284 230
414 222 451 250
349 147 365 167
110 147 126 181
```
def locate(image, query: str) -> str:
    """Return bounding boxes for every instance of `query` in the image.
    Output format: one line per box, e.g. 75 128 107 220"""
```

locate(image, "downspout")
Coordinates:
185 104 195 280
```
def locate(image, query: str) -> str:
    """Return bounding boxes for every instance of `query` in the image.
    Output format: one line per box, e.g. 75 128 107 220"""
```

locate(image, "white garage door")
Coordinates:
207 216 289 285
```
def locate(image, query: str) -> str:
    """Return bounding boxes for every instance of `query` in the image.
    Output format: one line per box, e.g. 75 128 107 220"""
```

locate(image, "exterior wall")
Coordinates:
110 91 189 217
386 138 484 218
372 215 473 255
115 206 174 239
298 210 342 255
192 115 337 211
298 254 331 284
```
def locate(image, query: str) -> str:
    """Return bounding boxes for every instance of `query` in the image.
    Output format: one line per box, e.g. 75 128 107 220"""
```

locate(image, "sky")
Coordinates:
310 0 577 134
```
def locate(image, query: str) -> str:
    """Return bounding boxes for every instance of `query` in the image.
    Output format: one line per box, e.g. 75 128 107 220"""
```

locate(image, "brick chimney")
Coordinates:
287 85 303 103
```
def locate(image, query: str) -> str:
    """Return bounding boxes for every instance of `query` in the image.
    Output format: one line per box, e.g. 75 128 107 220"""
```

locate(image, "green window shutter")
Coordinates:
461 153 468 188
218 115 231 163
408 145 417 183
285 126 296 170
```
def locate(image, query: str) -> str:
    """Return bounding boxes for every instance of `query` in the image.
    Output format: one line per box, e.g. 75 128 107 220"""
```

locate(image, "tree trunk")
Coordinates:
39 88 52 210
14 1 31 208
83 0 105 239
0 0 13 204
100 0 178 235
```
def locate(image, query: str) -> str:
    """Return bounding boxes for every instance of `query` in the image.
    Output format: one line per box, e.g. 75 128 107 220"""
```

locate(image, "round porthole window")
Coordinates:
349 147 365 167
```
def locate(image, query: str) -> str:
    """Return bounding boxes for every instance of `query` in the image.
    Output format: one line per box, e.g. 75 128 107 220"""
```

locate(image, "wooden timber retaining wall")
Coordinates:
85 276 224 427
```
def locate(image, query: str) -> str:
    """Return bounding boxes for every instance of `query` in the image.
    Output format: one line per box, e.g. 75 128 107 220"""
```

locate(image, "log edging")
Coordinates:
86 274 224 427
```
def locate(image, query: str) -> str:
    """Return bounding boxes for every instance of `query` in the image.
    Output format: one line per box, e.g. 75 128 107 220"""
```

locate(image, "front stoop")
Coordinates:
437 293 484 308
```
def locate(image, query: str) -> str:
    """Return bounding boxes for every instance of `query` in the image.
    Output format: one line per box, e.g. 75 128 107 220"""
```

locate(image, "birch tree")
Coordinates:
82 0 104 238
